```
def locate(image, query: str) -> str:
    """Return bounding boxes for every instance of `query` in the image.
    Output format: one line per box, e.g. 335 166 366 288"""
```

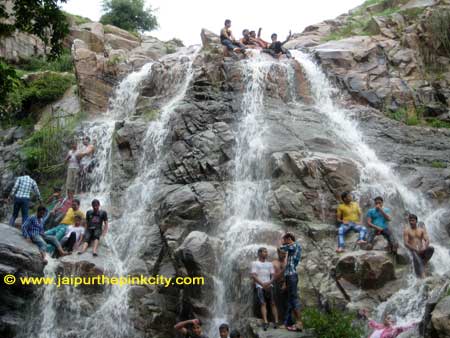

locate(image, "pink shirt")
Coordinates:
368 320 416 338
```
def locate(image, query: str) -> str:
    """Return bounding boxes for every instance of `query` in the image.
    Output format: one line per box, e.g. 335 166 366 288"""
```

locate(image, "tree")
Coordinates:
100 0 158 33
0 0 69 58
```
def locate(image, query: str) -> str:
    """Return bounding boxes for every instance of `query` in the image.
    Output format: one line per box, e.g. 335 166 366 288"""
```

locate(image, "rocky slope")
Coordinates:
1 2 450 338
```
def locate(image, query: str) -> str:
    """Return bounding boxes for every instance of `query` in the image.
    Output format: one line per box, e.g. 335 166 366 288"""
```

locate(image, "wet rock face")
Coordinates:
0 223 44 338
335 251 396 289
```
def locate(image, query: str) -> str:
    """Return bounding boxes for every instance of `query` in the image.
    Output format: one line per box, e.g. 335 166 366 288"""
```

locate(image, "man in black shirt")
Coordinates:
77 199 108 257
263 31 292 59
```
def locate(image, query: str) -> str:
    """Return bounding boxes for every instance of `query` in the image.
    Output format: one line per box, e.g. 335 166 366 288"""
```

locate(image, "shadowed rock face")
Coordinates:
0 223 44 338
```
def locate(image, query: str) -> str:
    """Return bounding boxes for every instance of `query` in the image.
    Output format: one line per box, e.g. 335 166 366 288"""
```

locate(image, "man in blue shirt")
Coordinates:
279 232 303 332
366 196 398 253
22 206 69 264
8 174 42 227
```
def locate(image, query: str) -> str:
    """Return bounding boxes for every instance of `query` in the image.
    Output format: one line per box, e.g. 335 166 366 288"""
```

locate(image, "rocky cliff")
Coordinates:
1 2 450 338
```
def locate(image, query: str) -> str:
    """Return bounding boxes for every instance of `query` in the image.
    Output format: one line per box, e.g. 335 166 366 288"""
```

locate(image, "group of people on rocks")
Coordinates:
336 191 434 278
8 172 108 264
175 191 434 338
220 19 292 59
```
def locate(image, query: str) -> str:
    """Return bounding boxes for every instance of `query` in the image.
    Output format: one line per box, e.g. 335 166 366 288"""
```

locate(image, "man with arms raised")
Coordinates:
403 214 434 278
251 247 279 330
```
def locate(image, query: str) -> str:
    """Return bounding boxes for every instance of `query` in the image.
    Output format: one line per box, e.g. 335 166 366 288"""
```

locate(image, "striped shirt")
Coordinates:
280 241 302 276
10 176 41 200
22 215 45 239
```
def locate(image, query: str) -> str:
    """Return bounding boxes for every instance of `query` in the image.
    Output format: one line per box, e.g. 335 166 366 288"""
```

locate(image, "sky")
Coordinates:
62 0 366 46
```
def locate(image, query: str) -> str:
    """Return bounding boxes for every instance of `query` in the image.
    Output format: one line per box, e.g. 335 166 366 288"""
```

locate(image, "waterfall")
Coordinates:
209 53 295 335
21 46 200 338
292 50 450 323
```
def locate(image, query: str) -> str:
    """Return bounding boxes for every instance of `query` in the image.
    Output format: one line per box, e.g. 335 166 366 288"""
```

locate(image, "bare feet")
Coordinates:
357 240 367 244
336 247 345 253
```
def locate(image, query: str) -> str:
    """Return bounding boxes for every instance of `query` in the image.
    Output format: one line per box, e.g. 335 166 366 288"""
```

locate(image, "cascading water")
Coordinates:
292 50 450 324
21 46 200 338
209 53 295 335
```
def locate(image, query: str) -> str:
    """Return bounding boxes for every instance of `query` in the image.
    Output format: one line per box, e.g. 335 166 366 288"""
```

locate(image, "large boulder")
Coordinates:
0 223 44 338
335 251 396 289
68 23 105 53
431 296 450 338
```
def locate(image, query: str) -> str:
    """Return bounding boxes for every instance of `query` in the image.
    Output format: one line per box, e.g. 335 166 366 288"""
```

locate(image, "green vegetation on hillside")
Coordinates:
100 0 158 33
63 11 92 25
1 72 75 127
302 307 364 338
420 9 450 70
17 50 74 73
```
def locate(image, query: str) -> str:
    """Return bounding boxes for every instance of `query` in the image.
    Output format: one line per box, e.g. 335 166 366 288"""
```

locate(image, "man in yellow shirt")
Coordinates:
336 191 367 253
60 199 85 225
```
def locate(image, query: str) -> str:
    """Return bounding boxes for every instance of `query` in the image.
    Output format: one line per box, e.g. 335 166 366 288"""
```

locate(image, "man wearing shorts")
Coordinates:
78 199 108 257
251 247 279 330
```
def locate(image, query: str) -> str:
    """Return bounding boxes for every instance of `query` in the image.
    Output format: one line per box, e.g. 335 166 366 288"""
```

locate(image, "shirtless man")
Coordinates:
220 19 246 54
403 214 434 278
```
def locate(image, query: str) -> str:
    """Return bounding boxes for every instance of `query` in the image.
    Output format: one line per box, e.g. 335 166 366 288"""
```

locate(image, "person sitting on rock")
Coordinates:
78 199 108 257
366 196 398 253
279 232 303 332
250 28 269 48
240 29 259 48
8 172 42 227
220 19 246 54
65 142 80 194
219 323 229 338
336 191 367 253
359 309 417 338
44 189 75 229
403 214 434 278
174 319 208 338
77 136 95 192
262 31 292 59
60 214 85 253
251 247 279 331
44 186 63 212
22 206 69 264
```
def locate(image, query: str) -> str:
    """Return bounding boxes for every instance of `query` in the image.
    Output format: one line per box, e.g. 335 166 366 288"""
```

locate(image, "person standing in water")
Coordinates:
403 214 434 278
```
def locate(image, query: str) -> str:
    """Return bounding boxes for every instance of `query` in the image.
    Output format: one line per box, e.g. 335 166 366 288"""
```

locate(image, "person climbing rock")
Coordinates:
44 186 63 212
22 206 69 264
336 191 367 253
403 214 434 278
174 319 208 338
250 247 279 330
360 309 418 338
219 323 229 338
366 196 398 253
220 19 246 55
60 214 85 253
65 142 80 194
44 189 75 229
262 31 292 59
8 173 42 227
77 136 95 192
279 232 303 332
78 199 108 257
272 248 289 324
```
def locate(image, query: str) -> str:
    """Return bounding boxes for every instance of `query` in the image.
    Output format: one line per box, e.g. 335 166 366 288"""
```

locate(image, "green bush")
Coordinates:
406 115 420 126
1 72 74 126
428 118 450 129
21 111 83 176
302 308 364 338
63 11 92 25
431 161 447 169
18 51 74 73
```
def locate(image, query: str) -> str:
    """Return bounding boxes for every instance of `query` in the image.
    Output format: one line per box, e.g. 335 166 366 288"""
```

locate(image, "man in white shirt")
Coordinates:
65 143 80 194
60 215 85 252
251 247 279 331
